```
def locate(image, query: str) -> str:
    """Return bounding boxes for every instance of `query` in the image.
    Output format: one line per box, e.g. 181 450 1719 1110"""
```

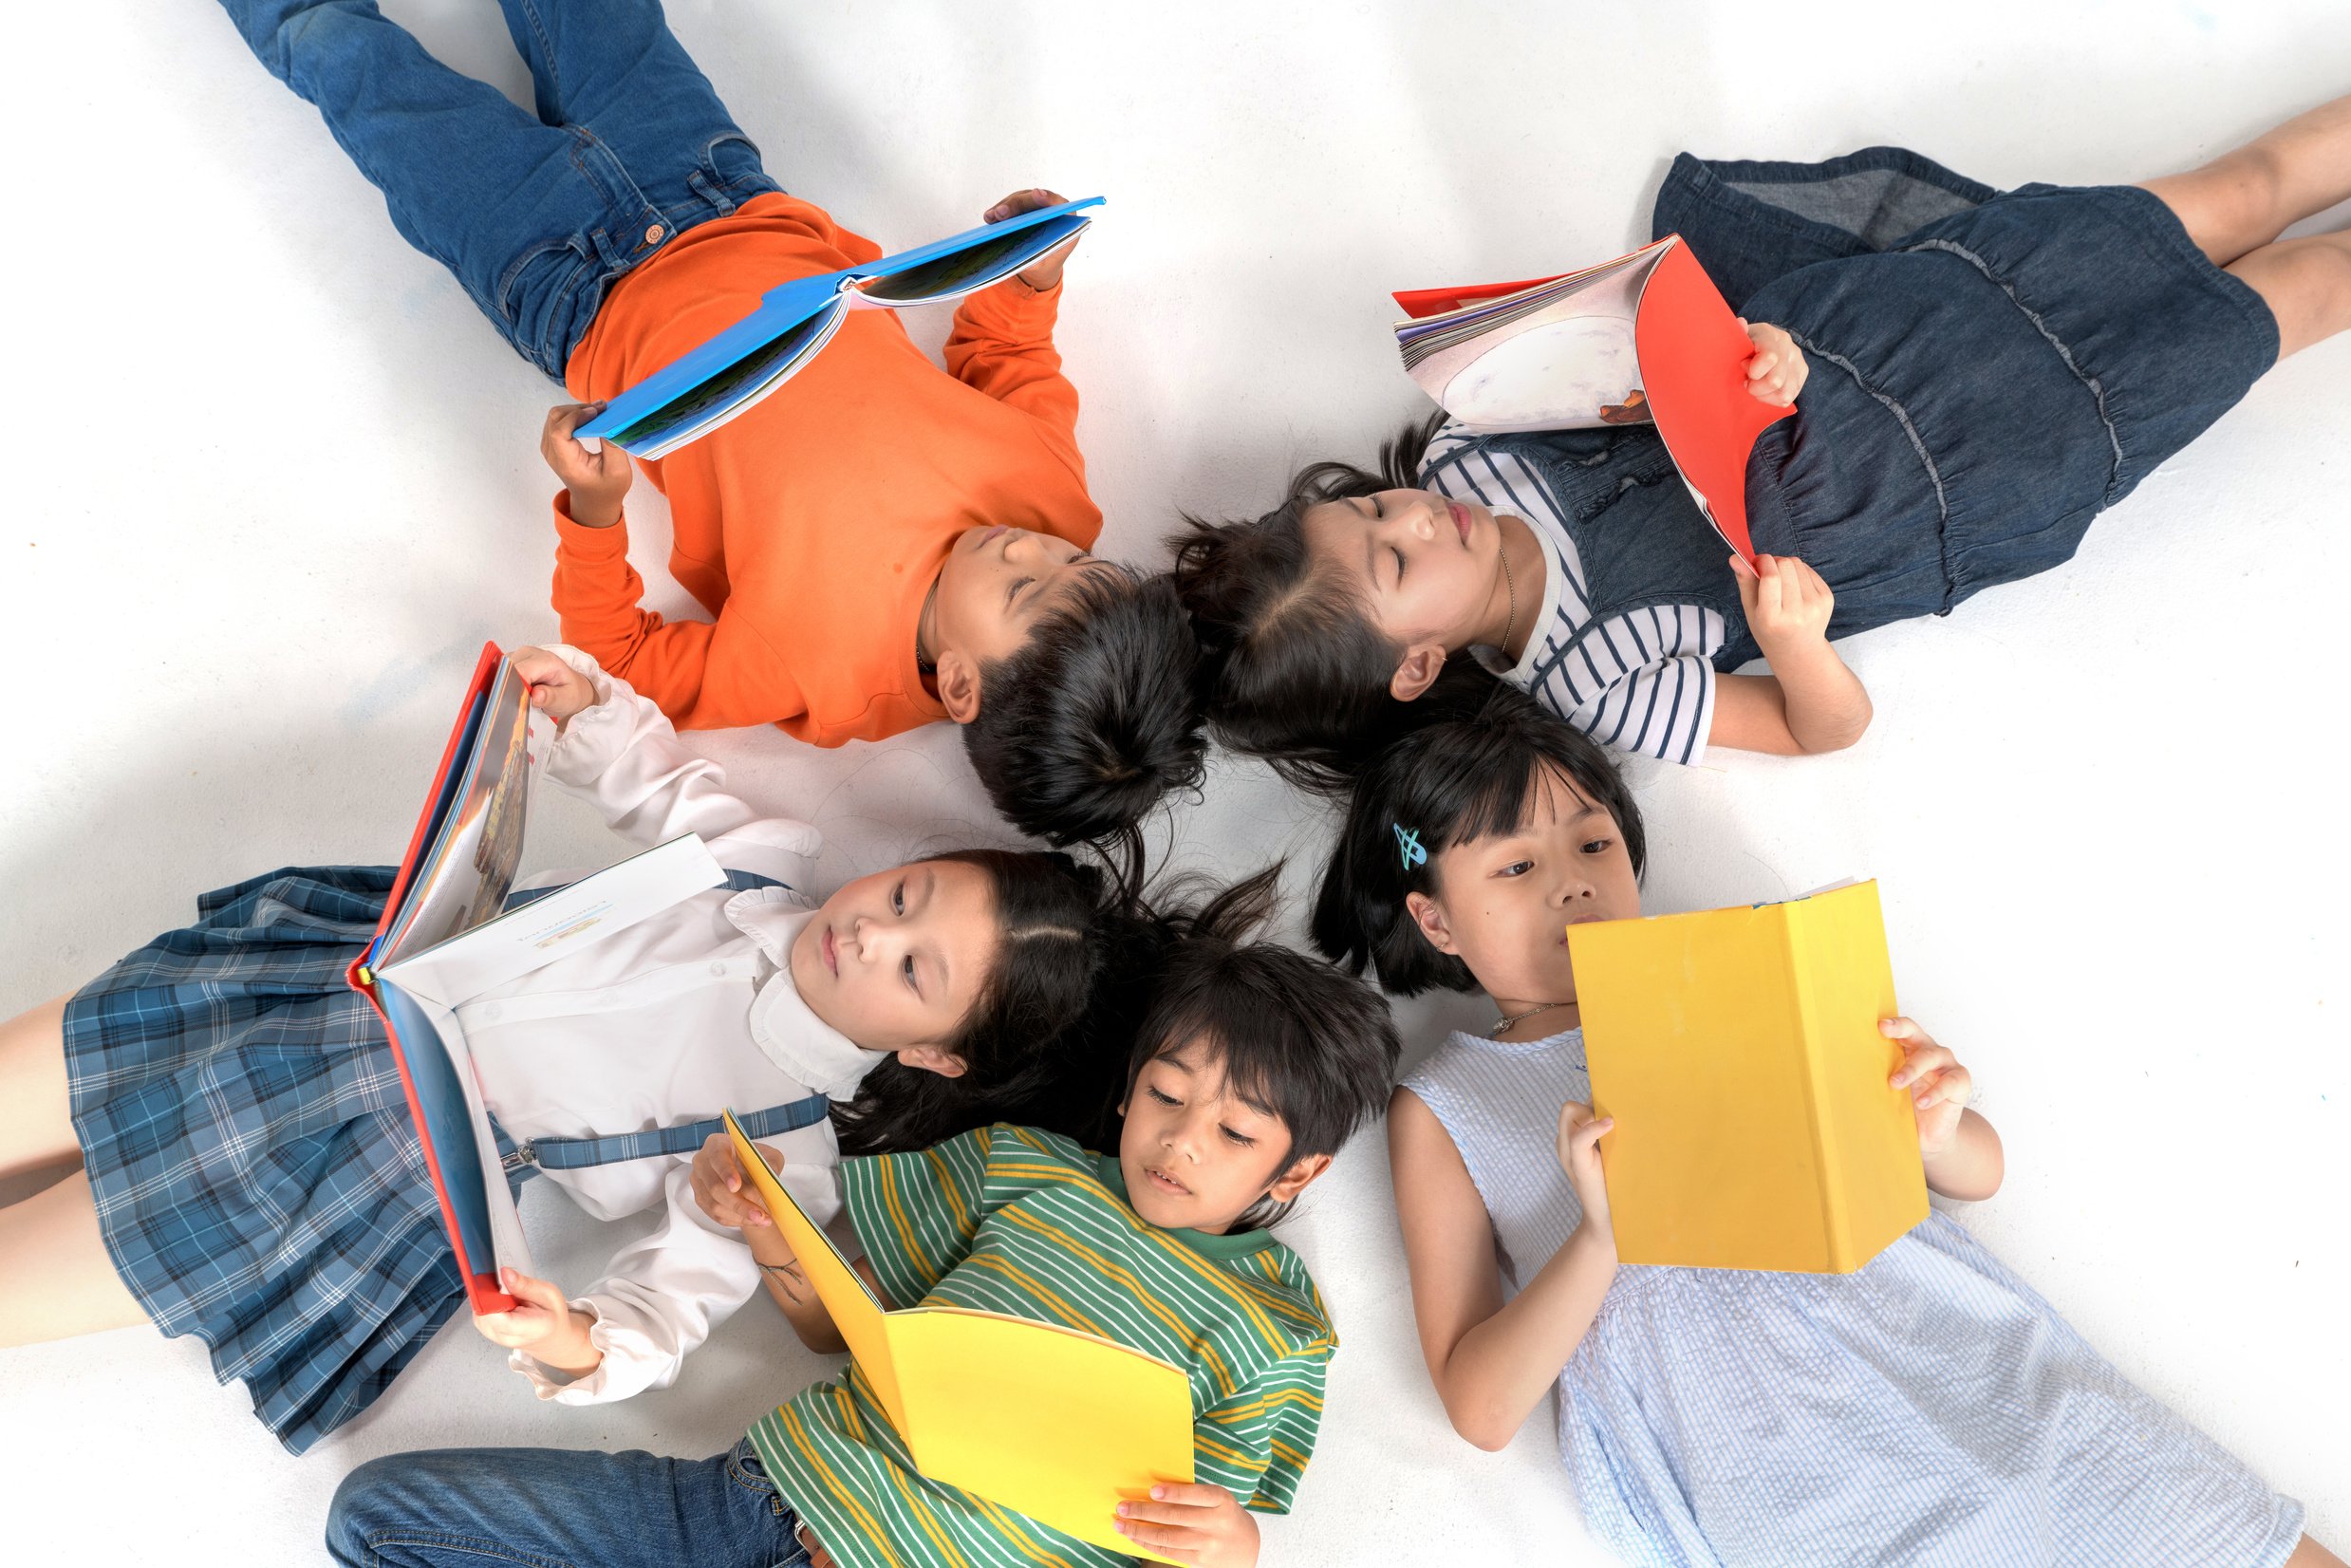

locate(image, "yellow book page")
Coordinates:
888 1307 1195 1559
1784 883 1928 1269
1571 902 1834 1271
722 1111 907 1428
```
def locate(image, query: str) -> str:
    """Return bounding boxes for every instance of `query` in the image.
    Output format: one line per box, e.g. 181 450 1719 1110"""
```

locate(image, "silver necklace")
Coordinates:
1491 999 1573 1036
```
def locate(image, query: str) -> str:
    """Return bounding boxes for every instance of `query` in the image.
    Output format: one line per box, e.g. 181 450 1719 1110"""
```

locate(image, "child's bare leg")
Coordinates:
0 997 81 1183
2140 93 2351 265
2286 1534 2348 1568
0 1169 148 1345
2228 229 2351 359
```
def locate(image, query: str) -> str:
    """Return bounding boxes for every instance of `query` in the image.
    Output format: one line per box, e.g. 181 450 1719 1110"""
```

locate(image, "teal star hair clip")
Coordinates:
1394 823 1427 872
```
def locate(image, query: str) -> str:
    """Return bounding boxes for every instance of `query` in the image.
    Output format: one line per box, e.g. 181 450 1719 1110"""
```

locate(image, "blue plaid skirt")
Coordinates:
64 865 473 1455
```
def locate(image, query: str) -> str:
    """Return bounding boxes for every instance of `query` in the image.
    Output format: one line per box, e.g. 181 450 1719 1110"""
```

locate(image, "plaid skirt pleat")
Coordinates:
64 865 469 1455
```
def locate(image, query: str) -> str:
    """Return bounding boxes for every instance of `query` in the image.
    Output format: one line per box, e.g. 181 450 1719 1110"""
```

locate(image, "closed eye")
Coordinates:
1391 545 1408 583
1220 1124 1257 1148
1146 1085 1181 1107
1006 574 1036 607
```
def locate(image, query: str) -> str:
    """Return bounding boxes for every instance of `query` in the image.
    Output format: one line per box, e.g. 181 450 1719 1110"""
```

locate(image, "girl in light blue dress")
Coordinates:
1310 680 2336 1568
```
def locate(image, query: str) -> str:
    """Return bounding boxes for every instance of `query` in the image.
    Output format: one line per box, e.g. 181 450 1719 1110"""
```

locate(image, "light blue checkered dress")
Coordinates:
1401 1027 2304 1567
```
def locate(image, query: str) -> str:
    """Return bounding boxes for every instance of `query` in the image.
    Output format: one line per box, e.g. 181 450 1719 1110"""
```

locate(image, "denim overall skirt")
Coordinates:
1485 146 2281 668
60 866 822 1454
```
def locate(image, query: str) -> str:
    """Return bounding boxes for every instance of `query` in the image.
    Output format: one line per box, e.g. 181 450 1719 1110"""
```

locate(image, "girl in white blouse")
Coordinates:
0 644 1141 1453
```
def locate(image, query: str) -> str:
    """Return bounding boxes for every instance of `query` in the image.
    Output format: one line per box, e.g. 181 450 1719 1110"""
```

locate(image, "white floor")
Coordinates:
4 2 2347 1563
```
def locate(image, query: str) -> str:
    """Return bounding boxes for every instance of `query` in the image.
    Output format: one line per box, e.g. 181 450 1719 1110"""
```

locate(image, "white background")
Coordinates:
2 2 2345 1562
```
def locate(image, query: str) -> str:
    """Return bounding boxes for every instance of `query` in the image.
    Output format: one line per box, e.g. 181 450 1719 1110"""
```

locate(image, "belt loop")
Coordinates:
688 169 737 219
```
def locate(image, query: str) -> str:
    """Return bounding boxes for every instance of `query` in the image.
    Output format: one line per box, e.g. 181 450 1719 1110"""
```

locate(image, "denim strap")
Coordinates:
494 866 819 1175
500 1092 830 1175
501 865 791 913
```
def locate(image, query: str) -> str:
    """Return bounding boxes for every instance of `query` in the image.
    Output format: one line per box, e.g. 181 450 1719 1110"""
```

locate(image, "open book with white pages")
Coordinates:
345 644 726 1314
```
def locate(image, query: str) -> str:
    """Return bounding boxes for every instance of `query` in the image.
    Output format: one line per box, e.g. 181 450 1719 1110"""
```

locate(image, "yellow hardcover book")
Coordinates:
722 1112 1196 1559
1565 880 1927 1273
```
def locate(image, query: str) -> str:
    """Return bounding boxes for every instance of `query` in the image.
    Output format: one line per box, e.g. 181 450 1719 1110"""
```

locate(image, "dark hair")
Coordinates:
1122 867 1401 1227
1311 681 1647 997
1171 412 1449 791
962 568 1207 885
832 848 1135 1155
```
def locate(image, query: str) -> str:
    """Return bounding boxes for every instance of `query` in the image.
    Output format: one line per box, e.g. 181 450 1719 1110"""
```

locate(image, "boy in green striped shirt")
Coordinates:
324 871 1399 1568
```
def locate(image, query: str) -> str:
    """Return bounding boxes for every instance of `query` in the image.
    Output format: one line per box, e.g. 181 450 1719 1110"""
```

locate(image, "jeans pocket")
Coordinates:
495 234 590 330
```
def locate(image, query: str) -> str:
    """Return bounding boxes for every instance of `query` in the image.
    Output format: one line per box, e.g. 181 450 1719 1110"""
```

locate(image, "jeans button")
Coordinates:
644 223 665 246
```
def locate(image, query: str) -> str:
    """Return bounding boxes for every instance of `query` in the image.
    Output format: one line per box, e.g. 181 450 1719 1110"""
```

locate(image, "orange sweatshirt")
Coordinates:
556 193 1101 743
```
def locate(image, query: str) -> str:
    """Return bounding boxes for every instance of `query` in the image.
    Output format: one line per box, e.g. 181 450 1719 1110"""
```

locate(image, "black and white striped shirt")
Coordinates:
1422 423 1722 765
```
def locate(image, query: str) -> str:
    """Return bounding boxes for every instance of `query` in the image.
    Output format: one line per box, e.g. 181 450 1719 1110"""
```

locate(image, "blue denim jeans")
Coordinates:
325 1436 812 1568
217 0 782 379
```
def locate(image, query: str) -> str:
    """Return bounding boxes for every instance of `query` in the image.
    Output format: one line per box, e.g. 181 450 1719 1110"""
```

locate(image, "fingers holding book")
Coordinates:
692 1130 783 1229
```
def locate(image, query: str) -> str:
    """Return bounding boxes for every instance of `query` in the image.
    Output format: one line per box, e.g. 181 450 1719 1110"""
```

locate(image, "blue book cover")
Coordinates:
579 196 1104 459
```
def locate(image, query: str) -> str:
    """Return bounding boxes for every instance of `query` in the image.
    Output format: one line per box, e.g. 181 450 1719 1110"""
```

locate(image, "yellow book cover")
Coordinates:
1565 880 1928 1273
721 1112 1197 1559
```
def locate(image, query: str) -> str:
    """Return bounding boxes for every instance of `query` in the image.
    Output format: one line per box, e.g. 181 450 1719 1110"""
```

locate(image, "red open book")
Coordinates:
1393 235 1791 561
344 644 724 1314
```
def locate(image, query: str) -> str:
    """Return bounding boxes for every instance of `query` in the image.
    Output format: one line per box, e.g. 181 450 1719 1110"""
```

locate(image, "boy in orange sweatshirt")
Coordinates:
219 0 1203 853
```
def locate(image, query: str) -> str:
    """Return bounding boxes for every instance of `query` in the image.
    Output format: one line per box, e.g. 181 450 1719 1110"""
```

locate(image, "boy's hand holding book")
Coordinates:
542 401 633 529
692 1129 779 1229
983 187 1081 291
472 1265 602 1375
1113 1482 1261 1567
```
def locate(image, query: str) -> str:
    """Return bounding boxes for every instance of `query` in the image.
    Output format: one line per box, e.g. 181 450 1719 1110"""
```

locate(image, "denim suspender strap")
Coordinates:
494 865 820 1175
500 1092 830 1174
501 865 793 912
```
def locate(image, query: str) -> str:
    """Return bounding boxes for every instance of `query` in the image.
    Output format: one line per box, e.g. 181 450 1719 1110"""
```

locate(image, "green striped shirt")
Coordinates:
749 1125 1335 1568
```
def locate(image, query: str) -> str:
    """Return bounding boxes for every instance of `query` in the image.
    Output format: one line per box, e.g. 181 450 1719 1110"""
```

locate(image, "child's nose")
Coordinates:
1409 498 1441 540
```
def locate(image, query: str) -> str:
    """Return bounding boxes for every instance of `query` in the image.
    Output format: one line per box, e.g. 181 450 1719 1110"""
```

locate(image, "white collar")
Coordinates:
730 898 890 1099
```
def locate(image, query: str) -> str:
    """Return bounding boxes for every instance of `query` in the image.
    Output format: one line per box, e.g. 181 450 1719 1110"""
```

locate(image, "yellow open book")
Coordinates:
1565 880 1927 1273
722 1112 1196 1559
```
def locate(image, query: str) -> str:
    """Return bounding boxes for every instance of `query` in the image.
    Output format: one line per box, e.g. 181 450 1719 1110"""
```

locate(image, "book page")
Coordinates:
1406 252 1662 432
379 661 544 966
383 834 725 1006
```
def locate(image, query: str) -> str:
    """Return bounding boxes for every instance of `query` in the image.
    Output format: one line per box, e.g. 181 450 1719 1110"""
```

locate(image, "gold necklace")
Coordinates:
1491 999 1573 1036
1496 528 1519 655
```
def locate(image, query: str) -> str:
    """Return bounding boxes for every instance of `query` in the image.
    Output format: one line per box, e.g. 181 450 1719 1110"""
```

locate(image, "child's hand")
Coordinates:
540 402 630 529
982 187 1081 291
1884 1017 1974 1157
1731 551 1835 652
508 644 597 725
1739 319 1807 404
1114 1482 1260 1567
1556 1101 1615 1240
690 1131 781 1229
473 1267 602 1375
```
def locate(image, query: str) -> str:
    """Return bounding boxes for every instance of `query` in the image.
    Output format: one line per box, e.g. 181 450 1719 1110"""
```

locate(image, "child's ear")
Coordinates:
1265 1150 1334 1204
896 1043 969 1079
1405 890 1460 955
935 649 983 724
1389 643 1447 702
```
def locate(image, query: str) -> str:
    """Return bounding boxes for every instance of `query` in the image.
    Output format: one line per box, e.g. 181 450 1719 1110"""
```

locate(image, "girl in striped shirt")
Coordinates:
318 868 1400 1568
1310 681 2337 1568
1174 94 2351 780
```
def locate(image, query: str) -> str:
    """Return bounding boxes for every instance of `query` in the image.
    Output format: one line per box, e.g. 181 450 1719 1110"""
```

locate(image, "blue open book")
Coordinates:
577 195 1105 459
